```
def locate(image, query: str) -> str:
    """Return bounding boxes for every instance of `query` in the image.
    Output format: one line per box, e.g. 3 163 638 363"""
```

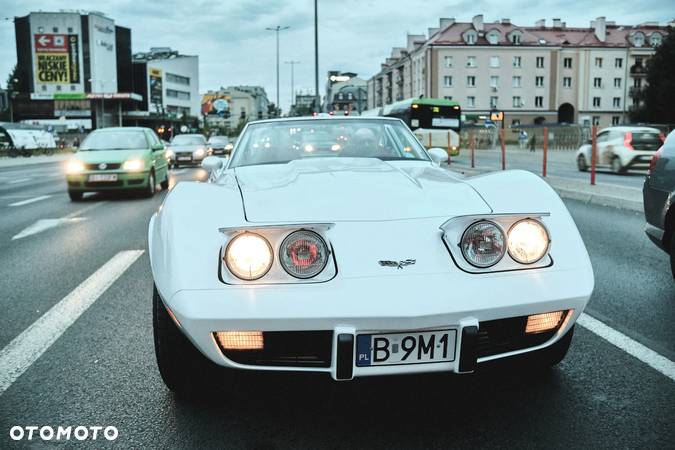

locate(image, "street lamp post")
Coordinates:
265 25 289 117
314 0 319 113
284 60 300 112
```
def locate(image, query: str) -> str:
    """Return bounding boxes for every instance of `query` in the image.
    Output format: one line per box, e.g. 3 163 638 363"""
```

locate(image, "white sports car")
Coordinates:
149 116 594 395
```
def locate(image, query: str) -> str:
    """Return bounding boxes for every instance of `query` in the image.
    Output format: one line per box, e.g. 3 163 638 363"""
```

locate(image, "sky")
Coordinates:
0 0 671 113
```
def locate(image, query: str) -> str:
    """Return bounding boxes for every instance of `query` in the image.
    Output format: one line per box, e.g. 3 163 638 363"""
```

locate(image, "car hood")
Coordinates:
168 144 205 152
74 149 149 164
233 157 491 222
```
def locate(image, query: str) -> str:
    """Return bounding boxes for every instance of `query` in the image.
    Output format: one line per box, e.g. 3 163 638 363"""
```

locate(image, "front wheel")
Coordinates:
577 154 588 172
145 171 155 197
611 156 624 174
160 172 169 190
153 285 230 396
68 191 83 202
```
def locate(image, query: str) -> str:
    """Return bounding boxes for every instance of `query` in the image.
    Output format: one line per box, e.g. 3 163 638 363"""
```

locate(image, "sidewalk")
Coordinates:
447 164 644 212
0 154 71 169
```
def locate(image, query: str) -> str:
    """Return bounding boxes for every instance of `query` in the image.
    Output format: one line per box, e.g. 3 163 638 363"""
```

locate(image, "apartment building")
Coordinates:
367 15 670 128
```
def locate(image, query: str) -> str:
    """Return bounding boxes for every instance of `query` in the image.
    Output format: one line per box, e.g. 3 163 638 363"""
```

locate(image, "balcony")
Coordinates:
630 65 647 77
629 86 645 98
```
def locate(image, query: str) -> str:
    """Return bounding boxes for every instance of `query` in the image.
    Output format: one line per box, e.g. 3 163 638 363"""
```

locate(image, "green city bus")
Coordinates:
382 98 461 132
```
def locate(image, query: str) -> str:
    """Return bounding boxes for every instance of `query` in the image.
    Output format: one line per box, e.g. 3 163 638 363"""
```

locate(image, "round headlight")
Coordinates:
224 233 273 280
460 221 506 268
279 230 329 279
508 219 550 264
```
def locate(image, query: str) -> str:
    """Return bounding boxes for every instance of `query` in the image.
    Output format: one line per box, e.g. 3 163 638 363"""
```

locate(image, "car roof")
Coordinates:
246 116 402 126
601 126 660 133
173 133 205 137
94 127 148 132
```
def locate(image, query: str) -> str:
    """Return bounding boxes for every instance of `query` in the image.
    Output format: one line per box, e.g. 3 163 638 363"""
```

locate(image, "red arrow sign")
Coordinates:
34 34 68 52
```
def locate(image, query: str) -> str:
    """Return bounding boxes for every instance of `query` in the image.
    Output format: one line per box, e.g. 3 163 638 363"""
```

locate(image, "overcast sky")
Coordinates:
1 0 671 112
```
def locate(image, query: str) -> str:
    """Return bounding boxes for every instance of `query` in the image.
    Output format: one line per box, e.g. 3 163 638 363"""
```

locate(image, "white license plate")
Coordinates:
88 174 117 182
177 156 191 161
432 118 459 128
356 329 457 367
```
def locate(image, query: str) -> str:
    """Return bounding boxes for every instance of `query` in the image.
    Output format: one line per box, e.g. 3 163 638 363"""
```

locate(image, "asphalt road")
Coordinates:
450 147 648 189
0 161 673 449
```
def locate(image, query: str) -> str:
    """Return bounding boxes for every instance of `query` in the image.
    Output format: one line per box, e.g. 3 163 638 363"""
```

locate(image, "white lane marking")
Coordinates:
9 195 52 207
172 169 188 175
578 313 675 382
11 201 106 240
0 250 144 395
6 178 32 184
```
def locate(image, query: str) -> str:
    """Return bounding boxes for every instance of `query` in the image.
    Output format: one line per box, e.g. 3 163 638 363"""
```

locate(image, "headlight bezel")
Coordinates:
441 213 552 274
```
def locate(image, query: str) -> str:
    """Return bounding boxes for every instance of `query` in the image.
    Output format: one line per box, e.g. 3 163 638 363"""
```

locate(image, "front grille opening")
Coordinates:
477 313 566 358
216 331 333 368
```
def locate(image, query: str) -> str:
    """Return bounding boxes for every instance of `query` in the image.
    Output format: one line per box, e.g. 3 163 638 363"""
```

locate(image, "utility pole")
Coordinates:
266 25 289 117
314 0 319 113
285 60 300 111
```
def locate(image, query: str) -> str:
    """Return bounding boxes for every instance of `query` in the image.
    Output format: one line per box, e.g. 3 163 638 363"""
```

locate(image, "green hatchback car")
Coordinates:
65 127 170 201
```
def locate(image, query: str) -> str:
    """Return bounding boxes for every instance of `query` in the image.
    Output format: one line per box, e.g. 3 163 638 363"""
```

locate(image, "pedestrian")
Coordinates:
73 136 80 148
529 132 537 152
519 130 528 150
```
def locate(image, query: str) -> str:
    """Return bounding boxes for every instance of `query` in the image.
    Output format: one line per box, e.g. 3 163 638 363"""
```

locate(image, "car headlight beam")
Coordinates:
122 159 144 172
65 159 85 174
224 233 273 280
507 219 550 264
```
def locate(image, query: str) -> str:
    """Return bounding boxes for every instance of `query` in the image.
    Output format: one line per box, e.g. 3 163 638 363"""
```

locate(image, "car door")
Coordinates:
595 131 610 165
146 130 168 176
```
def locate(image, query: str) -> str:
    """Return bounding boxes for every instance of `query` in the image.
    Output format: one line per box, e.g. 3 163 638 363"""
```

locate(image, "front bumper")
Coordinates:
160 268 592 380
66 170 150 191
175 152 204 165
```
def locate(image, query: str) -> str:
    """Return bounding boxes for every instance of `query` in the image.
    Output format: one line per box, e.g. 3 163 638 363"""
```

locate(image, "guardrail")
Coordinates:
0 147 76 158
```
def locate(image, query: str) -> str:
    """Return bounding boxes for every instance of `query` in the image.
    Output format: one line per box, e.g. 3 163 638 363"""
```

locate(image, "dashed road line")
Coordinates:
6 178 32 184
0 250 144 395
9 195 52 207
578 313 675 382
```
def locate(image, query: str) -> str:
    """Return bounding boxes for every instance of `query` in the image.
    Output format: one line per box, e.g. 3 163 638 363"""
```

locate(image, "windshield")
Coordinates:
171 135 206 145
230 119 430 167
80 130 148 151
208 136 228 144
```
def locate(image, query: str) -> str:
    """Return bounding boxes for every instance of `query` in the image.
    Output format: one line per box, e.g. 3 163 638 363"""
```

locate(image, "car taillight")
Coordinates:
624 132 634 151
649 147 662 173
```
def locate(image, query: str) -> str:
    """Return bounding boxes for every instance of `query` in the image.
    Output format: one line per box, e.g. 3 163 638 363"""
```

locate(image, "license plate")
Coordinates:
88 174 117 182
177 156 191 161
356 329 457 367
432 118 459 128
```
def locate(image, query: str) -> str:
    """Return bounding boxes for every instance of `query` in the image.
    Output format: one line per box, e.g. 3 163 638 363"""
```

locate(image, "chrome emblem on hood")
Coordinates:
98 163 107 170
378 259 416 269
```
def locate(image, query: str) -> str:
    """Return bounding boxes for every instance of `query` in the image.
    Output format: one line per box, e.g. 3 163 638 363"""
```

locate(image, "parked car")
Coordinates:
148 116 594 395
65 127 170 201
576 126 664 174
643 129 675 277
207 135 232 156
166 134 208 167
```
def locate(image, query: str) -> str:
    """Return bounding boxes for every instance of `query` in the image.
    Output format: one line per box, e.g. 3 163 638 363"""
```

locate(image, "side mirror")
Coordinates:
152 144 165 151
202 156 224 172
428 148 448 165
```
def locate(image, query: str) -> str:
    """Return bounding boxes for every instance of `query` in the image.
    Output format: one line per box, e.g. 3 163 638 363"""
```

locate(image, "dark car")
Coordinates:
207 135 233 156
166 134 208 167
643 129 675 276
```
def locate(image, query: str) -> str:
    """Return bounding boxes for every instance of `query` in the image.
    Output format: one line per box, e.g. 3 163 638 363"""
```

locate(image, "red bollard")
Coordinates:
500 128 506 170
470 133 475 168
542 127 548 177
447 132 451 166
591 125 597 186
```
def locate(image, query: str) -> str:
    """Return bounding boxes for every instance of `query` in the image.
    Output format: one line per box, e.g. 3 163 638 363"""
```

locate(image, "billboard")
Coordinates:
34 34 80 84
149 68 163 113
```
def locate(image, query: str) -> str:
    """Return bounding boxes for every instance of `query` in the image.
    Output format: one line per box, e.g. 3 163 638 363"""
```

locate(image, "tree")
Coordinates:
642 29 675 124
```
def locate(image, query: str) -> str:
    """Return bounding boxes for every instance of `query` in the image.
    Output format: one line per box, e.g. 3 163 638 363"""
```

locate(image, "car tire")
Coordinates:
611 156 624 174
68 191 83 202
145 171 155 197
160 172 169 190
669 232 675 279
152 285 229 396
577 154 588 172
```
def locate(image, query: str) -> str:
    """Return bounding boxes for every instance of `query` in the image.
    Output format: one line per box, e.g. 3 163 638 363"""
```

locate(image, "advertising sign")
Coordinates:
34 34 80 84
149 68 163 112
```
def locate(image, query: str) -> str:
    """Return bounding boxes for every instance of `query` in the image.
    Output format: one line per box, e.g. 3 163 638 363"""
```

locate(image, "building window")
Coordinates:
615 58 623 68
593 77 602 88
466 56 477 68
612 116 621 125
535 76 544 87
466 75 476 87
613 97 621 108
41 85 47 91
512 119 521 126
166 73 190 85
487 30 500 45
592 116 600 125
490 56 500 68
467 96 475 107
67 27 73 33
52 27 58 32
536 57 544 68
595 57 603 68
535 96 543 107
634 78 642 88
444 76 453 87
444 96 453 100
632 32 645 47
650 32 663 47
512 96 522 108
337 93 344 100
166 89 191 100
510 32 522 45
56 85 62 91
490 96 498 108
512 56 521 68
490 76 499 88
563 57 572 68
563 77 572 88
70 85 76 91
444 56 453 68
593 97 601 107
464 31 477 44
512 76 522 88
614 78 621 88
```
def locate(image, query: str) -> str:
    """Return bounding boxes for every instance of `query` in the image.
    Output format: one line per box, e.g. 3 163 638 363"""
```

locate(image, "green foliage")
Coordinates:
643 29 675 123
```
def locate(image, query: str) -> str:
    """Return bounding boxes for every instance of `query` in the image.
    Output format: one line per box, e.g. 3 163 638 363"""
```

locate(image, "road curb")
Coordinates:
447 165 644 213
